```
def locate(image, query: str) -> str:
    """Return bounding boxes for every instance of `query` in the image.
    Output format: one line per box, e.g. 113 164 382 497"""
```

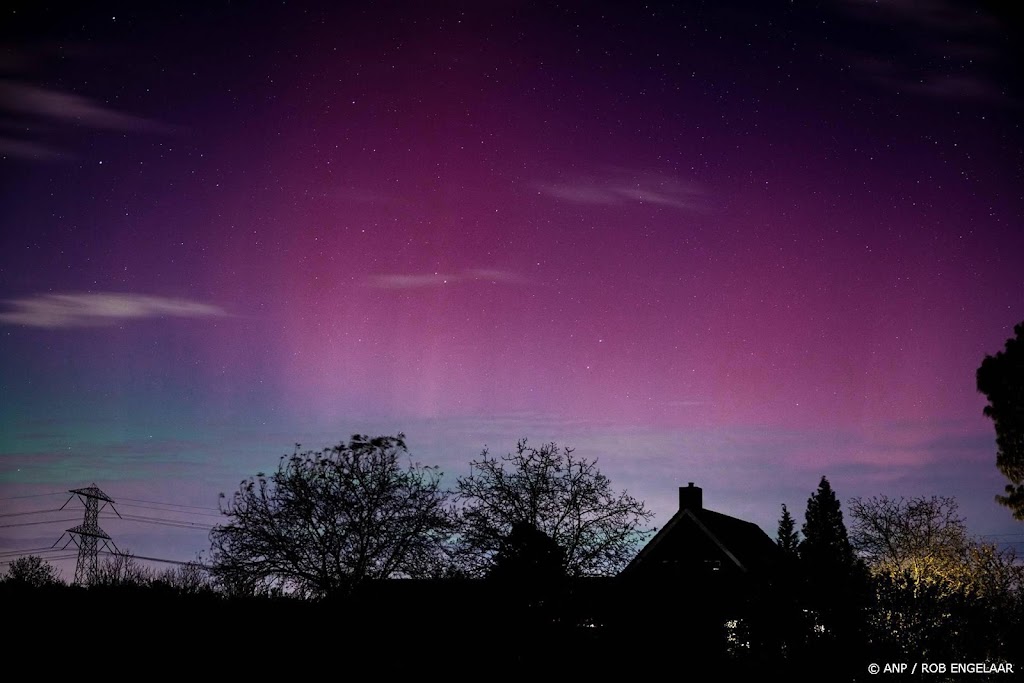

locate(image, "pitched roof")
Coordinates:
624 500 780 575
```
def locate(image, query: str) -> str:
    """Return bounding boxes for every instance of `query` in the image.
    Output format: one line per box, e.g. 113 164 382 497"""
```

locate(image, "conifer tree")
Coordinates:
798 476 868 666
800 476 855 570
777 504 800 555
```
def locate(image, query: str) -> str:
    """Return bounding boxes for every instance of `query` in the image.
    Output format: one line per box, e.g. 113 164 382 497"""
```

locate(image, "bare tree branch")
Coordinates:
209 434 454 598
453 438 654 577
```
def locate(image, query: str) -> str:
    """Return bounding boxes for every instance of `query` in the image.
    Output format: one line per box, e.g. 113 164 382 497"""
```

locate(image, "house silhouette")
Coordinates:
612 482 783 662
622 482 780 579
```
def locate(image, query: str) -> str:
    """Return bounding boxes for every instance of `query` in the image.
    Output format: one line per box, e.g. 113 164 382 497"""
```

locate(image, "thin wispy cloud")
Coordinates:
905 74 1006 102
366 268 528 289
1 45 176 161
0 82 171 132
850 55 1008 103
836 0 1000 34
465 269 529 284
535 168 707 211
833 0 1012 104
0 293 228 328
663 399 708 408
0 137 61 161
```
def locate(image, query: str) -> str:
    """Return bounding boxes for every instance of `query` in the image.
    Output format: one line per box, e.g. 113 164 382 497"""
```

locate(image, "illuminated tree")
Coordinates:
848 495 969 584
849 494 1024 659
977 321 1024 520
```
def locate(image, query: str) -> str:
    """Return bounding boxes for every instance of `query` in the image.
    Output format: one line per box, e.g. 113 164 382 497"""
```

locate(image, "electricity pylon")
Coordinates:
53 484 121 585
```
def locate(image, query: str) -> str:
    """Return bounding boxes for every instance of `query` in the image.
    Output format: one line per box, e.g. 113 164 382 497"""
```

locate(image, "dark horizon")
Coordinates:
4 473 1021 681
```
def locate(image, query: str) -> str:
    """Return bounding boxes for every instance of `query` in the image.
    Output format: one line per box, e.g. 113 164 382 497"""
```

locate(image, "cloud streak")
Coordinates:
0 81 171 132
833 1 1012 104
836 0 1000 34
0 137 62 161
0 74 175 160
365 268 528 290
534 168 707 210
0 293 229 328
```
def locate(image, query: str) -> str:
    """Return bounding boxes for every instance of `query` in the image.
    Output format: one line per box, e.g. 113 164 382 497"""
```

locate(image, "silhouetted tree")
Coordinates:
769 504 810 664
490 521 566 583
210 434 454 598
977 321 1024 520
798 476 868 667
454 438 654 577
152 560 214 595
801 476 855 570
91 552 154 587
489 521 568 631
776 503 799 555
2 555 61 587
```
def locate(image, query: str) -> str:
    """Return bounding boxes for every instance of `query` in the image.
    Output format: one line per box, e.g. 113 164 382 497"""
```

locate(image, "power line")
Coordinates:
0 553 79 567
0 546 65 558
116 502 222 518
0 508 64 519
96 510 217 529
97 550 207 567
116 496 220 512
0 517 80 529
0 513 216 530
0 491 67 502
0 547 207 569
113 514 215 531
0 487 218 579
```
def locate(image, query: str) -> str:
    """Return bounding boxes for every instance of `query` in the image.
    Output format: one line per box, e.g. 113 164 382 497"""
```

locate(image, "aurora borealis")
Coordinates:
1 1 1022 574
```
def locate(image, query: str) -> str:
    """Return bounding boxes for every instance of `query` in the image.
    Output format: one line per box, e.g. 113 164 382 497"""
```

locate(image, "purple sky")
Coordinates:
2 0 1022 579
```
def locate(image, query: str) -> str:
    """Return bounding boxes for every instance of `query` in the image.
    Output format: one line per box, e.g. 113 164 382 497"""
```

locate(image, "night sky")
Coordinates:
2 0 1022 577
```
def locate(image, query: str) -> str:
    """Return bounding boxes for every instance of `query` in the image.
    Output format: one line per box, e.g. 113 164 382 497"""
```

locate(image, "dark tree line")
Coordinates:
209 434 453 598
6 469 1023 677
1 437 655 676
977 320 1024 520
208 435 653 597
8 418 1023 676
772 478 1024 675
766 476 870 675
453 439 654 578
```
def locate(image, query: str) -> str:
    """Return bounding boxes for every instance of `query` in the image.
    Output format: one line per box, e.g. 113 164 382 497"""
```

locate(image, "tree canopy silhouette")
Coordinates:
454 438 654 577
2 555 61 587
209 434 453 598
977 321 1024 520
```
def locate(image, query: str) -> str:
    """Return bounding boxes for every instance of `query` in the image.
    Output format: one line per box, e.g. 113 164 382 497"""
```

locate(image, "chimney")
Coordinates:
679 482 702 511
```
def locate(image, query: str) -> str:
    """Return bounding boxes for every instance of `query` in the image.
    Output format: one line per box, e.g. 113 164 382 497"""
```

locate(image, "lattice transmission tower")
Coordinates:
53 484 122 585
